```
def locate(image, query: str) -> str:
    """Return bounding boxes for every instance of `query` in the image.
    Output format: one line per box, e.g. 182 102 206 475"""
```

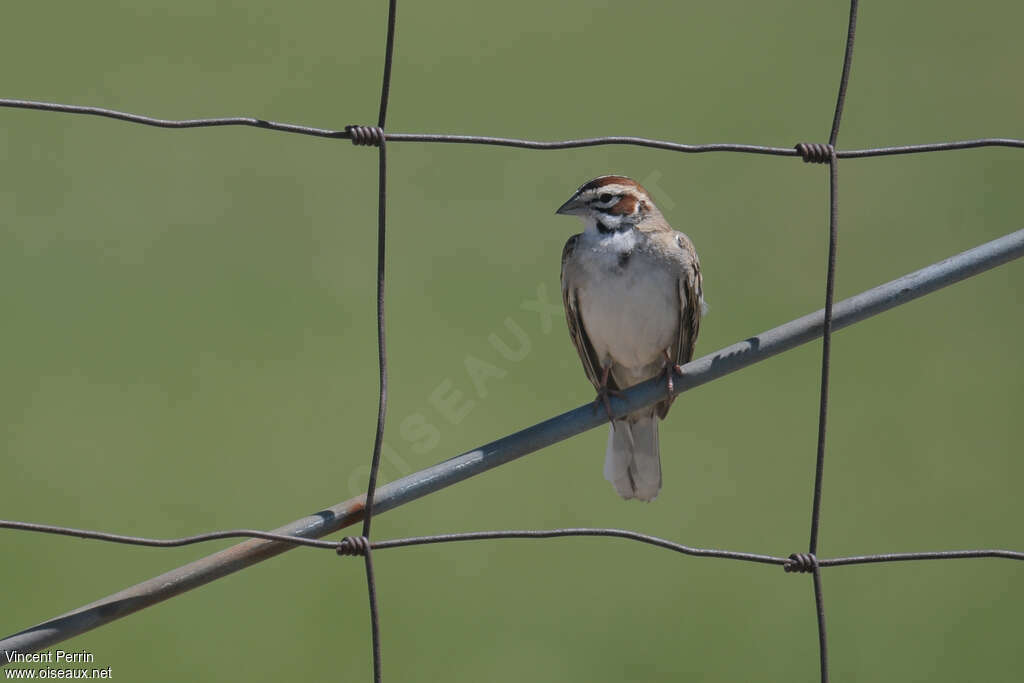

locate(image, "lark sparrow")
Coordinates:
558 175 705 502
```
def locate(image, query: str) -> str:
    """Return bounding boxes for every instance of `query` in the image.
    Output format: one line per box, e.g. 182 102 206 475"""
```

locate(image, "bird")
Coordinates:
557 175 705 501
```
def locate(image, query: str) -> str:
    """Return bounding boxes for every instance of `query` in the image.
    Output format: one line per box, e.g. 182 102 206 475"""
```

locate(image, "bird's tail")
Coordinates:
603 413 661 502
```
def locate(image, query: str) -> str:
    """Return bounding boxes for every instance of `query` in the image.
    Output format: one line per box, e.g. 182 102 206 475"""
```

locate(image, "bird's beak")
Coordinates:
555 195 585 216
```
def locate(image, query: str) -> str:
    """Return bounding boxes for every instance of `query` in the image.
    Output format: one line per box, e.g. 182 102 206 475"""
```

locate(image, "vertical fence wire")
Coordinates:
806 2 859 680
357 1 399 681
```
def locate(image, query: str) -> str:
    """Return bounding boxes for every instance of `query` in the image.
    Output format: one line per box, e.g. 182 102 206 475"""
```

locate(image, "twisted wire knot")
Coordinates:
795 143 834 163
337 536 371 556
345 125 385 146
784 552 818 573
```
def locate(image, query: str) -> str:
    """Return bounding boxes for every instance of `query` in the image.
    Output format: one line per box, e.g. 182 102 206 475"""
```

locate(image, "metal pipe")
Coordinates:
3 227 1023 659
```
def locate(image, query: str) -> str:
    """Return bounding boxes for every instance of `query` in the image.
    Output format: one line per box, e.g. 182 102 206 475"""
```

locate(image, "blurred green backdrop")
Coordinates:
2 1 1022 681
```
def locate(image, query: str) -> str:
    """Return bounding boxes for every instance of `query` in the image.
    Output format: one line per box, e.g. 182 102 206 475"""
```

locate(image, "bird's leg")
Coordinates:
661 349 684 407
595 362 624 423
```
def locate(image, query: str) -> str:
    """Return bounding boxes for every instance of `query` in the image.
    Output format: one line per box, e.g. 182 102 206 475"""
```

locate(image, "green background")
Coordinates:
2 1 1022 681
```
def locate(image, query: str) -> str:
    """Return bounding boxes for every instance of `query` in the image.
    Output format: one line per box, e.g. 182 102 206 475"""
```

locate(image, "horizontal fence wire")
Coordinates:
2 99 1023 158
4 519 1023 566
2 1 1023 680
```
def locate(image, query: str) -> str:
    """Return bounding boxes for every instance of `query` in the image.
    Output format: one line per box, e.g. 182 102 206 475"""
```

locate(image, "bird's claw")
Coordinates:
661 356 685 409
595 363 623 423
595 385 625 423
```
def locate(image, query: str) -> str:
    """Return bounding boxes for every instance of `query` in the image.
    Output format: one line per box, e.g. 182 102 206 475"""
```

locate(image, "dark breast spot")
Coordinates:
618 249 632 269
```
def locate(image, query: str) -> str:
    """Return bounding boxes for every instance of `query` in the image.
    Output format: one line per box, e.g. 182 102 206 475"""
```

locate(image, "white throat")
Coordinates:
580 216 639 249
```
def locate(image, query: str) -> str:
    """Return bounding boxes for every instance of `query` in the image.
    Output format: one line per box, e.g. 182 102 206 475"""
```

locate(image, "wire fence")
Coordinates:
2 1 1023 681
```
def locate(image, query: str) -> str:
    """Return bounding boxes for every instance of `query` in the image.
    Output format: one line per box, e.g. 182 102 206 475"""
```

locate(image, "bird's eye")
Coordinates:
598 193 614 203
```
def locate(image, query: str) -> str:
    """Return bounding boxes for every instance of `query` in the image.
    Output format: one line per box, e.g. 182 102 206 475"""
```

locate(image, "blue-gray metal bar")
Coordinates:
3 228 1022 660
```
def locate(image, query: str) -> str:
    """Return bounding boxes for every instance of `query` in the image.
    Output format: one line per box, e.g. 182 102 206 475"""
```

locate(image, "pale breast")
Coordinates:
575 232 681 379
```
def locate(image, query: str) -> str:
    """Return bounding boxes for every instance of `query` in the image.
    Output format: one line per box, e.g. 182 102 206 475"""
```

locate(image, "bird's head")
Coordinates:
555 175 656 233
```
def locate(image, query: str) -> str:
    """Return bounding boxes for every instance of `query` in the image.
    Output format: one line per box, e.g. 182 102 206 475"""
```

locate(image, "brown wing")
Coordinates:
561 234 614 392
659 234 704 419
673 251 703 367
